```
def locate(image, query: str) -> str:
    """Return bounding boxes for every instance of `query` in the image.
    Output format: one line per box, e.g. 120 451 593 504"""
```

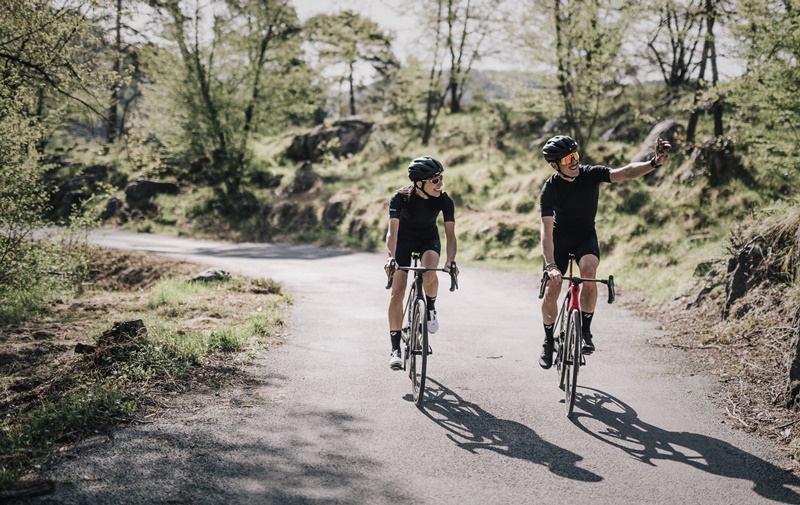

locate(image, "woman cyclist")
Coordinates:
538 134 672 369
384 156 459 370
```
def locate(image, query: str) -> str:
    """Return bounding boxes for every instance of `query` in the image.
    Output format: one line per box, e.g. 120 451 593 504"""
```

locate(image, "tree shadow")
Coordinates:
409 377 602 482
573 388 800 504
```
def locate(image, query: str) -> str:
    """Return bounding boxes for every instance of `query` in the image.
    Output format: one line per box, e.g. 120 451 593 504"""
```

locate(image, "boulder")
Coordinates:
631 120 684 162
286 118 374 162
190 269 231 283
124 179 179 209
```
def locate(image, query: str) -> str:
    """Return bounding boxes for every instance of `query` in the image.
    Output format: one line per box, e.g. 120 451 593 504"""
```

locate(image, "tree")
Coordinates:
729 0 800 137
551 0 635 149
441 0 502 113
304 10 397 117
0 0 105 289
646 0 705 90
151 0 319 207
686 0 726 144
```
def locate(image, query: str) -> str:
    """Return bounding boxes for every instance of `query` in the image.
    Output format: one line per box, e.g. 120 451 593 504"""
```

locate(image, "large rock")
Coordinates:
286 118 373 162
631 119 684 162
124 179 179 209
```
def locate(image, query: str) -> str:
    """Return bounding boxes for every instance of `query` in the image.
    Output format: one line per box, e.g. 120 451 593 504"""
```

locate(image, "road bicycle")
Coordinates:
387 253 458 407
538 254 615 418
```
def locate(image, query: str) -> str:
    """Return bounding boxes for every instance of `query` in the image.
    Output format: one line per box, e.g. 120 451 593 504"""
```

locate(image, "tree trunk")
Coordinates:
107 0 122 143
348 60 356 116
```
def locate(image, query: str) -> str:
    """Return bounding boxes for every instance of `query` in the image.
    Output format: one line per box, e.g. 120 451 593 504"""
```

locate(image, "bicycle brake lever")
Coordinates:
448 261 458 291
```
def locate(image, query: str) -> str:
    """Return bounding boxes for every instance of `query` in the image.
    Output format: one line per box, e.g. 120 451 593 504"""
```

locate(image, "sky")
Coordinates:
292 0 419 63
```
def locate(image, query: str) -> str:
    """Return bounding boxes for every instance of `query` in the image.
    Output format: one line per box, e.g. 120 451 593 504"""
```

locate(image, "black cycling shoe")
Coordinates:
539 338 555 369
582 332 595 355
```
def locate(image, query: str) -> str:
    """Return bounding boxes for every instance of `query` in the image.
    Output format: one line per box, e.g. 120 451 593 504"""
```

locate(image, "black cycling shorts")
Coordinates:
547 229 601 274
395 235 441 268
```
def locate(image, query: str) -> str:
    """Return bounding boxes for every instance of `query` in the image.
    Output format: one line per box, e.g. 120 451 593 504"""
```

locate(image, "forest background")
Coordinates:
2 0 800 491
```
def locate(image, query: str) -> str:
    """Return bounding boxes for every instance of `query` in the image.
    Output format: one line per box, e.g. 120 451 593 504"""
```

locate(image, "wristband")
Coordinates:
545 262 558 271
650 157 663 168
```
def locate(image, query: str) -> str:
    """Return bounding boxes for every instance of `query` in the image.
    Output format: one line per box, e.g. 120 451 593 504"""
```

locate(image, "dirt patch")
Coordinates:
0 245 282 430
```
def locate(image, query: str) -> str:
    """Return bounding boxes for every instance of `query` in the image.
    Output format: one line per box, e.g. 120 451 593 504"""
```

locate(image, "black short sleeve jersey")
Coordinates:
539 165 612 233
389 187 455 239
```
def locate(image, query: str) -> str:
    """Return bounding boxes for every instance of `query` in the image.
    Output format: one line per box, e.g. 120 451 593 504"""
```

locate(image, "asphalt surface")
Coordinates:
20 229 800 504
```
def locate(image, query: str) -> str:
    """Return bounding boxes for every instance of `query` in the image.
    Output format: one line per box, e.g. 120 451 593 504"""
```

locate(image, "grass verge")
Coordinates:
0 250 290 493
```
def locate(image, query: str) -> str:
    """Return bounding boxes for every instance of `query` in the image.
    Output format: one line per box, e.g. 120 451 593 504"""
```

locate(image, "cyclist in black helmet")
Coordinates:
538 135 672 369
384 156 459 370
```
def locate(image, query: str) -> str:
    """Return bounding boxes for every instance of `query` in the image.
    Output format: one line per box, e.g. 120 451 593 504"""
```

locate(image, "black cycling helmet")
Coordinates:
407 156 444 181
542 135 579 163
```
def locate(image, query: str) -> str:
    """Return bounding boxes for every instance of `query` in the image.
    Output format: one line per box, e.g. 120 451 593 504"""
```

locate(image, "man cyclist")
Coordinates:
384 156 459 370
538 135 672 369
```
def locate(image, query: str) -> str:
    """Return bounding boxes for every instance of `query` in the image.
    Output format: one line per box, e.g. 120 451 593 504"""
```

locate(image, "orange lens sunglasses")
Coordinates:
560 152 579 165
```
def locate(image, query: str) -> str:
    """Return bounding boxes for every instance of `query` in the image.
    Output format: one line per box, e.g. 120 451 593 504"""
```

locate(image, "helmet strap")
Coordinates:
553 162 577 181
415 180 433 199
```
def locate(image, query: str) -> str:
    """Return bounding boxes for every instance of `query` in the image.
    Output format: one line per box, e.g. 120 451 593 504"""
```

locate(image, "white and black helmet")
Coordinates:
407 156 444 181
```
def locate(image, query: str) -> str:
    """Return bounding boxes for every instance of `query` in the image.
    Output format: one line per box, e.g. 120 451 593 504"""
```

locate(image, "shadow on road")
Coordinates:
415 378 602 482
573 388 800 504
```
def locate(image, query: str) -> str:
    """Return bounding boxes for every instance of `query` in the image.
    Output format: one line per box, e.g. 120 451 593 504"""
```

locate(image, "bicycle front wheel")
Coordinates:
409 298 428 407
564 309 582 418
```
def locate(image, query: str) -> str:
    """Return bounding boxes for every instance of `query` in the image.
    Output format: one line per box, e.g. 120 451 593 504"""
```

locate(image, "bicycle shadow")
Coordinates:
572 388 800 504
407 377 602 482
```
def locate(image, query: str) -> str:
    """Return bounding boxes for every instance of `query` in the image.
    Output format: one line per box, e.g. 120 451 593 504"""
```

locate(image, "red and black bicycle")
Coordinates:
538 254 615 418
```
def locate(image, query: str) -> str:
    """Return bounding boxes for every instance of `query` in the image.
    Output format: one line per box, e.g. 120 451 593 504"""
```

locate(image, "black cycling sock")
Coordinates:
544 323 555 342
582 312 594 334
426 296 436 311
390 330 402 350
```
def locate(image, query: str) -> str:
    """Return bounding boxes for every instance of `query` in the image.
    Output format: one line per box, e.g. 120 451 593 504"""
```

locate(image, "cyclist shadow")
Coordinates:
573 388 800 504
407 377 602 482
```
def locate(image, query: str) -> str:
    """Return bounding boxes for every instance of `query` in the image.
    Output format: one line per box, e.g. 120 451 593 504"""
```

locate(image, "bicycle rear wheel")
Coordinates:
564 309 582 418
409 298 428 407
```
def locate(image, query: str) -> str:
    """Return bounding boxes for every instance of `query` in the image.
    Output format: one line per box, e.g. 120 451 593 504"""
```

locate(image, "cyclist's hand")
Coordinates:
654 137 672 165
384 258 396 276
444 260 459 277
546 265 562 284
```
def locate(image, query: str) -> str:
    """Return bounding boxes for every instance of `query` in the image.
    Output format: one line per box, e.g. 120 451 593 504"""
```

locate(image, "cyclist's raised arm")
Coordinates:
609 138 672 183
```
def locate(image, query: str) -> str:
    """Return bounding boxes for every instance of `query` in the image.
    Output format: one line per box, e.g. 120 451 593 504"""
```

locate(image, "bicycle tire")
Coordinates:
556 293 571 390
564 309 582 418
402 283 417 373
410 298 428 407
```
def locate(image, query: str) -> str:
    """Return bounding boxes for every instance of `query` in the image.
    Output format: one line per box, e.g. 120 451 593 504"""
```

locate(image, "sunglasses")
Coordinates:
560 152 579 165
426 175 444 185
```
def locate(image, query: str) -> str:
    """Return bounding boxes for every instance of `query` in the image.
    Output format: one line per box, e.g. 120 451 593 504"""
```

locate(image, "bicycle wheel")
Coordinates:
564 309 582 418
409 298 428 407
556 293 571 390
402 284 417 373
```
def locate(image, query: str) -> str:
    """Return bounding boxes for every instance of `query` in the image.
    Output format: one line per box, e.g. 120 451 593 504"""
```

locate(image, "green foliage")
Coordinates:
304 10 397 116
147 0 322 211
146 278 212 310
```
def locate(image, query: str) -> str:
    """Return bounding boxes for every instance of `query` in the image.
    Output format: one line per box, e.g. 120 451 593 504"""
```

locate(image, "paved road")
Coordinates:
24 230 800 504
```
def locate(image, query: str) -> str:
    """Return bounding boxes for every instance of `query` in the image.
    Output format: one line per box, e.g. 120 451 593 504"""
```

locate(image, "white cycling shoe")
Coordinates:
389 349 403 370
427 310 439 334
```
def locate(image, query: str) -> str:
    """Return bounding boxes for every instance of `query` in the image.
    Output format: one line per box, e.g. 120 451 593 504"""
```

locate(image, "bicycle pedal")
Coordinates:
427 345 433 355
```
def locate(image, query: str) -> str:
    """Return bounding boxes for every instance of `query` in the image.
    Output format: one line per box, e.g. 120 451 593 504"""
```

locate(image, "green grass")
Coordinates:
146 278 214 310
1 272 289 491
0 285 51 325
